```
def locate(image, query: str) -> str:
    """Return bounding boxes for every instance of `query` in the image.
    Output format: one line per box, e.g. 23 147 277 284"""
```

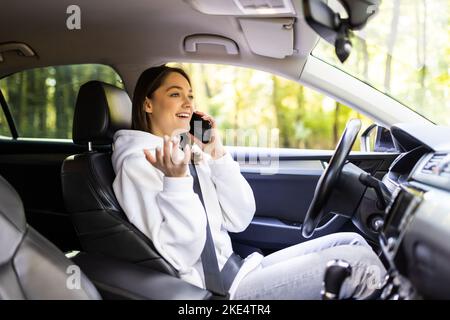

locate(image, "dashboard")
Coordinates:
378 123 450 299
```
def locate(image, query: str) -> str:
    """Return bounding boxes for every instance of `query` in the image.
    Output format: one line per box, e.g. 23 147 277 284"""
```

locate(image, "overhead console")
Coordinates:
185 0 296 16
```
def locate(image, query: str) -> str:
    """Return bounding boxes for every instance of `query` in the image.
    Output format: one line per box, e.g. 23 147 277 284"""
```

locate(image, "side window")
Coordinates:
0 106 11 138
170 63 372 150
0 64 123 139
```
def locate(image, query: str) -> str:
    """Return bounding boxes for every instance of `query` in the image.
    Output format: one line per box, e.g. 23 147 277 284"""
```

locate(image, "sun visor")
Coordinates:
239 18 295 59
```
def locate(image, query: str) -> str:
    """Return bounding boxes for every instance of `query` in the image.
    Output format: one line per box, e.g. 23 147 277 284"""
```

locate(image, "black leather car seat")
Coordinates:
61 81 176 275
0 174 100 299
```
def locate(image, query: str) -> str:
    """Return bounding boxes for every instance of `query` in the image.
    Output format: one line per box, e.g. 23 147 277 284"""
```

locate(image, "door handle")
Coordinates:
184 35 239 55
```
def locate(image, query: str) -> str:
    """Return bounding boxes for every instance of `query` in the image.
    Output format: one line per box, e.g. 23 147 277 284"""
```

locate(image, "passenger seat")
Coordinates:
0 174 100 299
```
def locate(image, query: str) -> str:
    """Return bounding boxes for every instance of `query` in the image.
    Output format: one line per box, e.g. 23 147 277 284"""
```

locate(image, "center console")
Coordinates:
380 185 423 268
377 184 424 299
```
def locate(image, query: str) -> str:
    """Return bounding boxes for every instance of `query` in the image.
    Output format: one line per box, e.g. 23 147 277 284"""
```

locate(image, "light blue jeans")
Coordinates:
233 232 386 300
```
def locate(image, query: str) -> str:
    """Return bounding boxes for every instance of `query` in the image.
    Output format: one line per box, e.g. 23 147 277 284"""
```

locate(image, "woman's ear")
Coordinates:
144 97 152 114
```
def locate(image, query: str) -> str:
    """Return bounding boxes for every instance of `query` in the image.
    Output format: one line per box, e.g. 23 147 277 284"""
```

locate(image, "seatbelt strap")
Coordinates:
189 161 227 297
221 251 244 291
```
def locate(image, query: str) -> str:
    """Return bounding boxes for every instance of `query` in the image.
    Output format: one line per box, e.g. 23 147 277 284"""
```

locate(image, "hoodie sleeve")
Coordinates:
207 152 256 232
112 154 207 273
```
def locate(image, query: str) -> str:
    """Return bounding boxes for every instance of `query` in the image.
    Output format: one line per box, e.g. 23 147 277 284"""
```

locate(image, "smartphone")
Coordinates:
189 112 212 144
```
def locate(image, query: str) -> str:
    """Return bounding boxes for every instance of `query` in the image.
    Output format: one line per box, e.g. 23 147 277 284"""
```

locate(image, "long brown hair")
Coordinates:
132 65 191 132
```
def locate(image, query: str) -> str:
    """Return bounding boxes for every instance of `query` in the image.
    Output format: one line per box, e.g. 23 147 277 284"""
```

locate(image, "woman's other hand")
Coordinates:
144 135 191 177
190 111 226 160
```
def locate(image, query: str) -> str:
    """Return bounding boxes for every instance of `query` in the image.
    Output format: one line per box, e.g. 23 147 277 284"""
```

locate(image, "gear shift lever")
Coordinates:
322 259 352 300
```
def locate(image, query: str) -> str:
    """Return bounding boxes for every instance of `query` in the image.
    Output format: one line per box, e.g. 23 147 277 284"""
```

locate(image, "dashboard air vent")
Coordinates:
421 153 450 175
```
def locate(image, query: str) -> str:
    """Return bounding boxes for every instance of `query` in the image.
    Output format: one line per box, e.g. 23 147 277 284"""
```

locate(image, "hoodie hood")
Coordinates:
112 129 164 174
111 129 202 175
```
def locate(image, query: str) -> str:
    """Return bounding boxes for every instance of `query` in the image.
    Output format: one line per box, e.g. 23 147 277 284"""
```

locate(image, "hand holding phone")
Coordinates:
189 112 212 144
188 111 226 160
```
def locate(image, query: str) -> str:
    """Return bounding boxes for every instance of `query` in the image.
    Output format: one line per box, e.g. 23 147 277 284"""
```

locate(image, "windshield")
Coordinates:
313 0 450 125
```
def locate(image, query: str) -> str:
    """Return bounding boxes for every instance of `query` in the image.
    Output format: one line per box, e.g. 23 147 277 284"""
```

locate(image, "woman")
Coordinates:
111 65 385 299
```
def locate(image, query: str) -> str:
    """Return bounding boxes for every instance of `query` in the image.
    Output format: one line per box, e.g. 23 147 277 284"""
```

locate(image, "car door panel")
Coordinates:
230 149 398 255
0 139 94 252
241 164 322 222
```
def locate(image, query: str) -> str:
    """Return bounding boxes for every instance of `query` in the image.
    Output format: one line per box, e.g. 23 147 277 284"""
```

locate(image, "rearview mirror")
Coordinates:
303 0 380 62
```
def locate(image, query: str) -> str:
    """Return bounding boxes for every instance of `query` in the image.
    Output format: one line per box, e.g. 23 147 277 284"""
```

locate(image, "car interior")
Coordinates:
0 0 449 300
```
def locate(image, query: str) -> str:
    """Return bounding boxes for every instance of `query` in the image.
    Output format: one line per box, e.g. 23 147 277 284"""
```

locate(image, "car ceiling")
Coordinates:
0 0 318 90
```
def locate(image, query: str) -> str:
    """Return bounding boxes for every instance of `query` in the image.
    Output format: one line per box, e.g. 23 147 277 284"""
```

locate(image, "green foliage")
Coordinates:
314 0 450 126
0 64 123 139
172 62 372 150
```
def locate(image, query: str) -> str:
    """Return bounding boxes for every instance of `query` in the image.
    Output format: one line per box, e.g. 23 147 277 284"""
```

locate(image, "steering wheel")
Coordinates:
302 119 362 238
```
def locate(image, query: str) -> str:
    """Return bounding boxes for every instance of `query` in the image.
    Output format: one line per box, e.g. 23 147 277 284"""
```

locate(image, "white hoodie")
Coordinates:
111 129 264 298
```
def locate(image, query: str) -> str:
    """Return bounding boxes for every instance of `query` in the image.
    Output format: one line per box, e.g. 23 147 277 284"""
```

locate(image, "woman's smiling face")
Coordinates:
145 72 194 137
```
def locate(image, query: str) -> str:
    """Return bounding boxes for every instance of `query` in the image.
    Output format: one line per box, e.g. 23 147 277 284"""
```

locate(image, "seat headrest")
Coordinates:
73 81 132 145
